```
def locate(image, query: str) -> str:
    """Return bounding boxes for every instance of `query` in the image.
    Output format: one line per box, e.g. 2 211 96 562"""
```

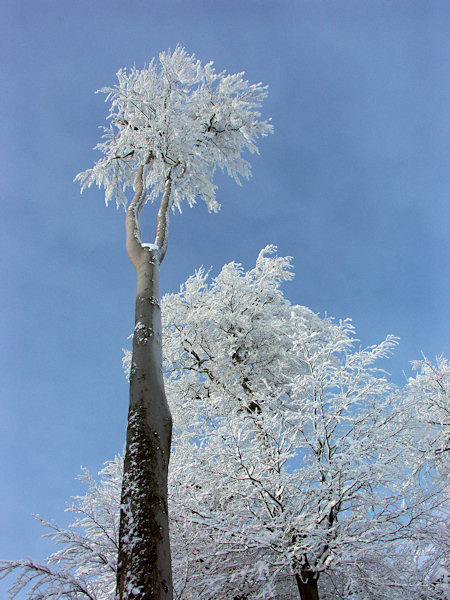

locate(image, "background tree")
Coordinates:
75 47 271 600
3 250 447 600
0 459 121 600
402 356 450 599
406 356 450 464
163 246 448 600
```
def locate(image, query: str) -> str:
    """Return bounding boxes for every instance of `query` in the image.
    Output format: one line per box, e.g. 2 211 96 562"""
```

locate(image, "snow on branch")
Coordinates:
75 46 272 212
0 459 121 600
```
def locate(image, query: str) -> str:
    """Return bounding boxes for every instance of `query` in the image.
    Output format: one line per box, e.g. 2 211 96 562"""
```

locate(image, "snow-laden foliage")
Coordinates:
75 46 272 212
407 356 450 463
0 458 121 599
163 246 448 599
2 250 448 599
399 356 450 600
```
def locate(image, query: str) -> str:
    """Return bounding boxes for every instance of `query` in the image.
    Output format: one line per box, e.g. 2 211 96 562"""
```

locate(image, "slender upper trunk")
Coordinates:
116 162 174 600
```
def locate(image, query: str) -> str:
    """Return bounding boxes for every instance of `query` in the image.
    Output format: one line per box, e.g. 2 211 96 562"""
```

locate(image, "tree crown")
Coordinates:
75 46 272 212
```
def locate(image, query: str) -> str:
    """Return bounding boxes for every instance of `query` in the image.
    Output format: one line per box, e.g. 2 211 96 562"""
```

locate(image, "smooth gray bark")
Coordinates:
116 161 174 600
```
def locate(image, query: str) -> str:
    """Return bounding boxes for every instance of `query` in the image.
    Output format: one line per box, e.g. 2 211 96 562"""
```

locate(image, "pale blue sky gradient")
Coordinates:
1 0 448 584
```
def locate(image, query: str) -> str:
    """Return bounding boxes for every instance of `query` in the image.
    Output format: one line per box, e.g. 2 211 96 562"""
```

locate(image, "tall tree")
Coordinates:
75 47 272 600
2 251 447 599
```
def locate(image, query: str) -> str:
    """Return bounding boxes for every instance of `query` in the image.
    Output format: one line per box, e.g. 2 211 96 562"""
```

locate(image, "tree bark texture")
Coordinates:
116 163 173 600
295 572 320 600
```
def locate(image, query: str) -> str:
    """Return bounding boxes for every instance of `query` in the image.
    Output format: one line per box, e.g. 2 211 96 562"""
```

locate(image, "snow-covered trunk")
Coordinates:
116 164 173 600
295 572 320 600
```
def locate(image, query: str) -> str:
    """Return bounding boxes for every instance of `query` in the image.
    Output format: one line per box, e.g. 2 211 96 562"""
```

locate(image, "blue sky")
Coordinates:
1 0 448 582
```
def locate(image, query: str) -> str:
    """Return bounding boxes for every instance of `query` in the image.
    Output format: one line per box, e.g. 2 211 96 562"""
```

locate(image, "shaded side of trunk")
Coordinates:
116 249 173 600
295 571 320 600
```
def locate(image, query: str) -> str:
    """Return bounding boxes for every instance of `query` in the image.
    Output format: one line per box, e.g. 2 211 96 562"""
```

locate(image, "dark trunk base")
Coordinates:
116 405 172 600
295 572 320 600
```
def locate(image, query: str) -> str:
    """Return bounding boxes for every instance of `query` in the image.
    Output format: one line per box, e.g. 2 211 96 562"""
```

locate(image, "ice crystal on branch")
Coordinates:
75 46 272 212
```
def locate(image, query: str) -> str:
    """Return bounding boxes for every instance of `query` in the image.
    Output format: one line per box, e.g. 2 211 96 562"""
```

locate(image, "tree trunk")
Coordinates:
295 572 320 600
116 164 173 600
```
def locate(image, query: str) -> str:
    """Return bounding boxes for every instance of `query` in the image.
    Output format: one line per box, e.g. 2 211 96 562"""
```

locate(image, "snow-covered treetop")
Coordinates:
75 46 272 212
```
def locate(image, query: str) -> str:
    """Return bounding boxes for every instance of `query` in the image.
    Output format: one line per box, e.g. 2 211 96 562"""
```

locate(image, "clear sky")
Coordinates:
1 0 449 586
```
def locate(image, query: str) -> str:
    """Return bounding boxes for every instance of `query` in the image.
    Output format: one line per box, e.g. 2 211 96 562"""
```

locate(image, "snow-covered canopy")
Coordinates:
76 46 272 212
3 249 448 600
